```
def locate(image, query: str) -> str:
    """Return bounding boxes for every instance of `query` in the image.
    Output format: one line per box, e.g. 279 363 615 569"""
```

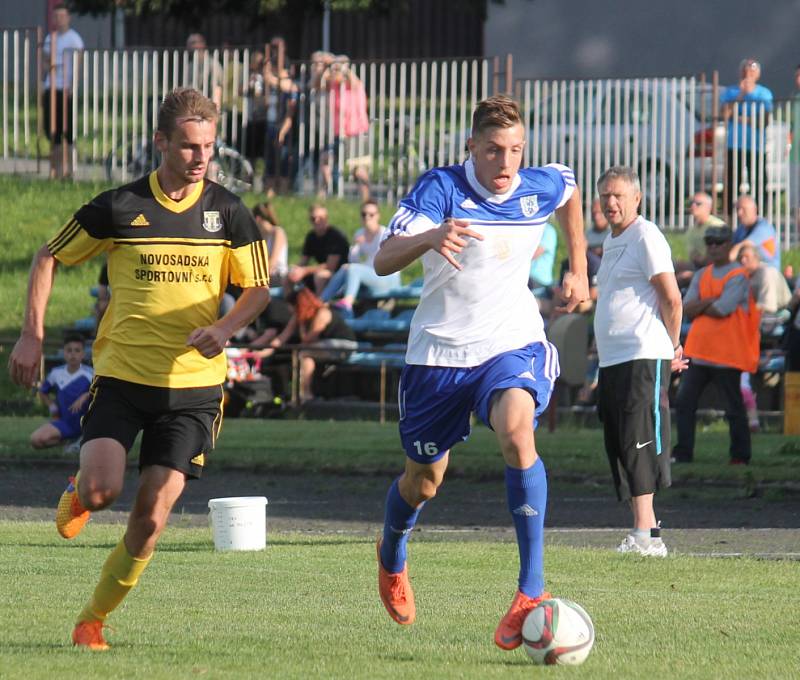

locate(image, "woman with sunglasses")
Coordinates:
319 199 402 314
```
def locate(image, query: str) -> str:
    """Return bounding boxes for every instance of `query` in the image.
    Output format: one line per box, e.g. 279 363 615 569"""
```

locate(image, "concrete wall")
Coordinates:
486 0 800 99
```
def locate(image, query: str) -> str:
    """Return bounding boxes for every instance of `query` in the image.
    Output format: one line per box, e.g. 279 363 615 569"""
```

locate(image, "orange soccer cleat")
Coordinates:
494 589 552 650
72 620 110 651
56 474 91 539
376 540 416 625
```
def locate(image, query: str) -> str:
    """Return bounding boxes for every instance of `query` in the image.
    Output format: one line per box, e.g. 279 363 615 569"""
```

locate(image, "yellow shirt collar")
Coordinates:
149 171 204 213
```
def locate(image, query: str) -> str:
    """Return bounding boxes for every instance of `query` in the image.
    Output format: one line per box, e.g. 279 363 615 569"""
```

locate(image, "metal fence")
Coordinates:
0 27 795 246
515 75 794 247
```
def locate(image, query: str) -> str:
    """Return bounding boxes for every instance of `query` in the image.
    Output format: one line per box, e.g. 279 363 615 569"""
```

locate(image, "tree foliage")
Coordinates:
68 0 499 20
69 1 401 18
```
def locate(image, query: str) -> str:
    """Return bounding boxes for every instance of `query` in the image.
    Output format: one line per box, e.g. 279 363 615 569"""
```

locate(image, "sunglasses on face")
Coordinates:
704 237 728 246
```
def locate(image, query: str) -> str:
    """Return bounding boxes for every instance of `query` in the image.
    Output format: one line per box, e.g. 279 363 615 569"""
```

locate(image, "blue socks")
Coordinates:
506 459 547 598
380 478 423 573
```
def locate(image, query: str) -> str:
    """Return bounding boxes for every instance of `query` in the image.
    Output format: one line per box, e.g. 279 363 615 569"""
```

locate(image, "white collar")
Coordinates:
464 157 520 204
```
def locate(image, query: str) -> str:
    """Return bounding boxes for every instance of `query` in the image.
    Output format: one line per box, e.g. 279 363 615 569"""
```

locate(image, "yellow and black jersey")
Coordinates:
47 172 269 388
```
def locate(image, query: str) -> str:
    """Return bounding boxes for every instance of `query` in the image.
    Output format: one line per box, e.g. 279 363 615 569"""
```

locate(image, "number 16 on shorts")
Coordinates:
413 440 439 457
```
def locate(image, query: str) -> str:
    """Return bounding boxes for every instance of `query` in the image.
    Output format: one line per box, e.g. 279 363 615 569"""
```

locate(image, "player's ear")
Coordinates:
154 129 168 153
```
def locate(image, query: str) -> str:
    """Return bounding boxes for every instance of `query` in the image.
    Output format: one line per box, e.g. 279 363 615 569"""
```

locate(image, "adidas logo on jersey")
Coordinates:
130 213 150 226
460 198 478 209
512 504 539 517
516 370 535 382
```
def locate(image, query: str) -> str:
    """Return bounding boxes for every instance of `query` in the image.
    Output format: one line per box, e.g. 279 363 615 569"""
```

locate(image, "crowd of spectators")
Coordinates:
50 47 800 437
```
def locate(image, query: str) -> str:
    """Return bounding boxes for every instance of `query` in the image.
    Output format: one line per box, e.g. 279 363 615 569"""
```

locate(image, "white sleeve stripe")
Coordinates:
544 162 576 208
388 208 412 234
556 182 575 209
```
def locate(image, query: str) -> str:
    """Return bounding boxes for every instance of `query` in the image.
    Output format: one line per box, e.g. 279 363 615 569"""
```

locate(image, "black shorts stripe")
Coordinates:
80 376 101 431
211 385 225 447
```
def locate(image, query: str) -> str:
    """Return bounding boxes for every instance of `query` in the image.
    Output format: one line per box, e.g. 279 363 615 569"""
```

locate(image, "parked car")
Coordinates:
520 79 789 218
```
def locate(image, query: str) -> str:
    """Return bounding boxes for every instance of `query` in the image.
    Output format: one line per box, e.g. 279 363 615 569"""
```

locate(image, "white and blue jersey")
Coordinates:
386 157 575 367
40 363 94 438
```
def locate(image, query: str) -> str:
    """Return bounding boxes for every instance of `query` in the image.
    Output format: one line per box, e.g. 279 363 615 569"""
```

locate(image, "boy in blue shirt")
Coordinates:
30 334 93 450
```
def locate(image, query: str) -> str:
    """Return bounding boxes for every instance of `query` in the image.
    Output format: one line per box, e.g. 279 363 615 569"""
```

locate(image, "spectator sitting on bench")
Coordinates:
320 199 401 315
255 287 358 402
30 334 93 452
286 203 350 296
252 201 289 287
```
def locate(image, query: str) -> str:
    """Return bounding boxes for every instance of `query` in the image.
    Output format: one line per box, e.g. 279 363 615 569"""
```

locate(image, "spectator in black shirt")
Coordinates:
287 203 350 295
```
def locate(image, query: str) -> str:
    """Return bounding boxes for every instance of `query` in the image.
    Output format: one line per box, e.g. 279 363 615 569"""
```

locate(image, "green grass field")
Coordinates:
1 523 798 679
1 418 799 677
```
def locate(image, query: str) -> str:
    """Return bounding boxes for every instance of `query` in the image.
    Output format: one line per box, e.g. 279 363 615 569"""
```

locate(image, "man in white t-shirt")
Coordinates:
594 166 686 557
42 2 84 178
373 95 589 650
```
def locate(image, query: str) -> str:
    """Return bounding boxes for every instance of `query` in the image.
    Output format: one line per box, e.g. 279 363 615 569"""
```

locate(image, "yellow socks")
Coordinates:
77 538 152 623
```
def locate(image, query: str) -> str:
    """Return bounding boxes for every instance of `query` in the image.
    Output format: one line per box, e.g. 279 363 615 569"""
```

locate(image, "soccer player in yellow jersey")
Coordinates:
8 87 270 650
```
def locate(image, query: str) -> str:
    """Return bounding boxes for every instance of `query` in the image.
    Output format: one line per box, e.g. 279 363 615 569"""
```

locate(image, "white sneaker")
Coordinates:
62 440 81 455
616 534 668 557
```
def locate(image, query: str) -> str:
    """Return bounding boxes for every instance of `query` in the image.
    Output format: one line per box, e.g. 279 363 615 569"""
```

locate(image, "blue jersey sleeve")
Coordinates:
388 169 449 236
528 163 574 213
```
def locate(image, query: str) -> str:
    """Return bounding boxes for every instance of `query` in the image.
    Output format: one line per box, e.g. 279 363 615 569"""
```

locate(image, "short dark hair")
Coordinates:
471 95 523 137
53 2 70 12
157 87 218 139
63 333 84 347
253 201 279 225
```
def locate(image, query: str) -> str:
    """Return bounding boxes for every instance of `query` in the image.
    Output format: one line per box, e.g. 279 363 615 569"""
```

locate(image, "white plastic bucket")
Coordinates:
208 496 268 551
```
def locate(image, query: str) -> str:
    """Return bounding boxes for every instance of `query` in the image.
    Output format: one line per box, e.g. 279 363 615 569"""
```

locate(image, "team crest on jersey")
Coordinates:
203 211 222 232
520 195 539 217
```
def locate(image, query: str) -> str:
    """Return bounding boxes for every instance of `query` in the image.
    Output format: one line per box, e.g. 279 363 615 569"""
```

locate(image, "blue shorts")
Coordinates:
51 417 83 440
398 341 559 464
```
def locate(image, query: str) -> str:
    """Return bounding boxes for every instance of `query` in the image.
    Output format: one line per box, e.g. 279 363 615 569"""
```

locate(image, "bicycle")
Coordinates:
105 138 254 194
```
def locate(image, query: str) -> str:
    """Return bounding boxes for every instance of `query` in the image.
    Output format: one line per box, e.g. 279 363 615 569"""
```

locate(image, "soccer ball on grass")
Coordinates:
521 598 594 665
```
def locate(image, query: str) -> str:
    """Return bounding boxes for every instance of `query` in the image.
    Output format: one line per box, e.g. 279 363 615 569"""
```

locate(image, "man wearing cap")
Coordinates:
672 225 761 465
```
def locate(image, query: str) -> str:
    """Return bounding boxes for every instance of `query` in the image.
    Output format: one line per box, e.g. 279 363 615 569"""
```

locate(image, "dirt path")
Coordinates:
2 461 798 557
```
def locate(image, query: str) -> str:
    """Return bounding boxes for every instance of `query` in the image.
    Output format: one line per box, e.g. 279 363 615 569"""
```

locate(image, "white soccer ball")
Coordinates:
521 598 595 666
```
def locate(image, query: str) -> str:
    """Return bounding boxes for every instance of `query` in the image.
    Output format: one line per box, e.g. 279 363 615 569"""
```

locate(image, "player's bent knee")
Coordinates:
401 468 444 505
80 484 122 511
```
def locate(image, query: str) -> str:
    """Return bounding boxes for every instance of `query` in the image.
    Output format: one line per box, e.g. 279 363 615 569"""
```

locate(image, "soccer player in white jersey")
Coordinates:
373 95 589 650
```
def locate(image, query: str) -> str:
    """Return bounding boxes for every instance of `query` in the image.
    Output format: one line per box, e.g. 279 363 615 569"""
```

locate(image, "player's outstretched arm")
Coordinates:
374 218 483 275
8 245 58 388
554 189 589 312
187 286 270 359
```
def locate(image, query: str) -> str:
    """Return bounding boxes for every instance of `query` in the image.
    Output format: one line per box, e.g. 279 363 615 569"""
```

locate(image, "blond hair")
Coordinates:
157 87 218 139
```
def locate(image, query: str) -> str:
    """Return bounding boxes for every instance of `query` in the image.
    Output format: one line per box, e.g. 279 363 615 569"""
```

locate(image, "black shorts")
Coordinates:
597 359 672 501
43 89 73 144
81 377 224 479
